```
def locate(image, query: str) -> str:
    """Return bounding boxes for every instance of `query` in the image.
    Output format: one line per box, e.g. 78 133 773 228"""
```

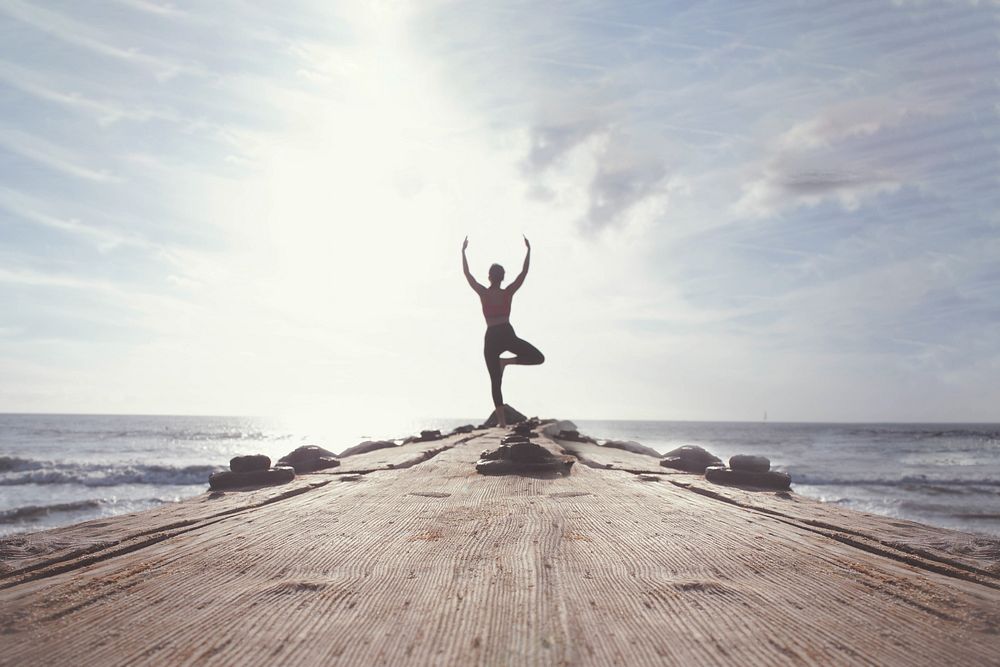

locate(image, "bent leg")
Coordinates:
505 336 544 366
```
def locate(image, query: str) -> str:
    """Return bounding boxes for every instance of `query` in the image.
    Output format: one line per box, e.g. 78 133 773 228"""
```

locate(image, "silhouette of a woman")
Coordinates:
462 235 544 427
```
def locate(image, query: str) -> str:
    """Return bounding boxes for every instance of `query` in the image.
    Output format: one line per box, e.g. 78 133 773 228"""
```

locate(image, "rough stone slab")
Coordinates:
556 437 675 473
330 431 482 473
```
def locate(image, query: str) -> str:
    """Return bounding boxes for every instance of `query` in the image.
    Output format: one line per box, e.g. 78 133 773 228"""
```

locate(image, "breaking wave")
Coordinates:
0 459 220 487
0 456 42 473
0 499 105 523
793 473 1000 489
843 426 1000 441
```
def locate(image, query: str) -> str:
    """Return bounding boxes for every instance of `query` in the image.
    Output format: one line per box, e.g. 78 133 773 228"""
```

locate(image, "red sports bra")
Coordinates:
480 289 512 323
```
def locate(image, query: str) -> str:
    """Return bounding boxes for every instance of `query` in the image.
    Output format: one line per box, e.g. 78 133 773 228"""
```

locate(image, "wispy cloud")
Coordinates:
0 128 120 182
734 165 901 218
109 0 188 18
0 187 152 251
0 265 129 295
0 0 200 78
0 60 151 125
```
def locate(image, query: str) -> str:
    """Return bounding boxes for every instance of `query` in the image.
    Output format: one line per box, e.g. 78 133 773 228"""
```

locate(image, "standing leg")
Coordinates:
484 336 506 427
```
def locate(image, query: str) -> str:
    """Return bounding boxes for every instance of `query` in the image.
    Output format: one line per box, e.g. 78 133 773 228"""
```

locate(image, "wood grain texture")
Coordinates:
559 438 1000 577
670 476 1000 580
0 432 479 582
2 430 998 666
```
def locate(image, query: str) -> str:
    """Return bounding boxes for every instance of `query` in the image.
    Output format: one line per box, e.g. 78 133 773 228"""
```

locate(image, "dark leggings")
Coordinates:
484 323 544 407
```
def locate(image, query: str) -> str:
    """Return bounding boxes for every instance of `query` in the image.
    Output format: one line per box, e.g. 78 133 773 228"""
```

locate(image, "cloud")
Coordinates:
524 118 606 173
0 187 153 251
515 81 677 233
777 95 948 152
735 166 900 218
729 93 957 218
0 128 120 183
522 117 671 232
109 0 188 18
0 0 200 79
778 170 891 195
0 265 127 295
0 61 152 125
583 133 670 232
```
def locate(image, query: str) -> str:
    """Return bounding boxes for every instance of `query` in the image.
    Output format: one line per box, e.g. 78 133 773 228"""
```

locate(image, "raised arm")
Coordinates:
506 235 531 293
462 236 485 294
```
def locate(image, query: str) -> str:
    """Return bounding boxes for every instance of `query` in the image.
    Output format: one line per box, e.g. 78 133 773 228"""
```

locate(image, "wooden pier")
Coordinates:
2 428 998 665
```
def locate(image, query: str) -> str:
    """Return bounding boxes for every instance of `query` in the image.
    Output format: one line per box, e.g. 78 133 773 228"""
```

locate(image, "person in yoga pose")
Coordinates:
462 235 544 427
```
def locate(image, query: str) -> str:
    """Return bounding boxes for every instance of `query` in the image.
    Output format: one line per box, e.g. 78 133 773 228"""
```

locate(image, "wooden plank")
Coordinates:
2 432 998 666
0 432 484 580
670 475 1000 578
0 478 330 581
558 437 1000 577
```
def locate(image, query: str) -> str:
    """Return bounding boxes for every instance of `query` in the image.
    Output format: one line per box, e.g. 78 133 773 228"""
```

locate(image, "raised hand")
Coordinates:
523 235 530 250
463 236 469 252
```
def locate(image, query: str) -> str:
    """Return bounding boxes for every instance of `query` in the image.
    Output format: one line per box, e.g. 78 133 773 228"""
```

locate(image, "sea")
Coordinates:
1 414 998 538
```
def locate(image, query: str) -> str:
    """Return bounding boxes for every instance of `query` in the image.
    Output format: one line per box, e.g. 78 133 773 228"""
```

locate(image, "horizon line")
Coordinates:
0 411 997 426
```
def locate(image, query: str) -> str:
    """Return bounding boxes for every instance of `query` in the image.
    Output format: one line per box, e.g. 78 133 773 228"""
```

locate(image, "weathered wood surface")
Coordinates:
670 476 1000 578
0 432 480 580
558 437 1000 577
0 477 330 580
2 429 999 666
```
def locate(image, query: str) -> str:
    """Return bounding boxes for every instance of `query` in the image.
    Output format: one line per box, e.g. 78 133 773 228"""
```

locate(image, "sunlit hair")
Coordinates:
488 263 505 284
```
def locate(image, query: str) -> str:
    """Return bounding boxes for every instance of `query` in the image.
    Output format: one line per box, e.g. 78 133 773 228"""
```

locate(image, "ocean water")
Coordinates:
0 413 458 537
576 419 1000 537
1 415 998 538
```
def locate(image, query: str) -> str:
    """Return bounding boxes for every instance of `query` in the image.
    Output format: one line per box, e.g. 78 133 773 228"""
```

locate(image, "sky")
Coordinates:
0 0 997 424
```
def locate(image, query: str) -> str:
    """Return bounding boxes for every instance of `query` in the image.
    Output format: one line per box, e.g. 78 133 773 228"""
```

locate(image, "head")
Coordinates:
488 263 505 286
